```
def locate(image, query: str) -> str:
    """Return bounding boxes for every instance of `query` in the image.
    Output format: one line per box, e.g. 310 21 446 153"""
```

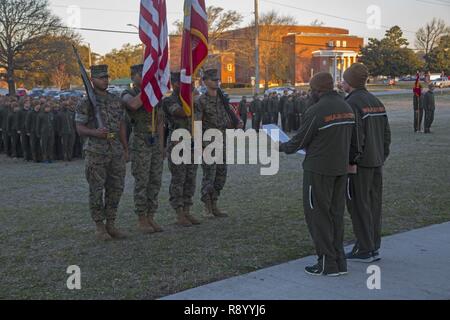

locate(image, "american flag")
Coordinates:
180 0 209 116
139 0 171 112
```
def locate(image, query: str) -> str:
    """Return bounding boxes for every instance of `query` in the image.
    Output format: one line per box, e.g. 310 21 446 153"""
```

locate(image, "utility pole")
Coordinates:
333 52 337 86
254 0 260 95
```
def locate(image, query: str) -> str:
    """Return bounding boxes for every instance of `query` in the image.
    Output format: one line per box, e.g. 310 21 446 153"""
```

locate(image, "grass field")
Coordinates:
1 93 449 299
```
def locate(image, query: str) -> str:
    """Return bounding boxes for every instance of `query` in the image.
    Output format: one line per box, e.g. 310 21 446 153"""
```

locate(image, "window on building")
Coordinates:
343 41 347 48
336 40 341 47
227 76 233 83
227 64 233 72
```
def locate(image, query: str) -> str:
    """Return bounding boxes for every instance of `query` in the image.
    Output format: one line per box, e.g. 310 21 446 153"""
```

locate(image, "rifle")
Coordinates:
217 88 241 129
72 45 105 129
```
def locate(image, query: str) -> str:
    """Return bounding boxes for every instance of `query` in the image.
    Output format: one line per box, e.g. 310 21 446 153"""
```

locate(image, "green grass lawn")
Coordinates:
1 93 449 299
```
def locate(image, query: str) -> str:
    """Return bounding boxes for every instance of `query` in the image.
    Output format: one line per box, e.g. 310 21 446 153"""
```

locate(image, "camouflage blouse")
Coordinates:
75 92 124 155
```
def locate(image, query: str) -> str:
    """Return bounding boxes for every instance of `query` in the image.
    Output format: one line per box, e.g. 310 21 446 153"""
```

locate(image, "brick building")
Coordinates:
169 35 236 85
169 25 364 86
0 68 7 89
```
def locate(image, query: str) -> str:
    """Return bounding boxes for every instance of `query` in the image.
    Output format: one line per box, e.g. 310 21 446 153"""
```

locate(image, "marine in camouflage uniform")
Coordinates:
423 84 436 134
36 104 55 163
58 100 76 161
75 65 128 241
25 101 42 162
196 69 232 218
18 100 31 161
121 64 165 234
8 102 21 158
162 72 201 227
250 95 262 132
238 96 248 130
0 97 5 153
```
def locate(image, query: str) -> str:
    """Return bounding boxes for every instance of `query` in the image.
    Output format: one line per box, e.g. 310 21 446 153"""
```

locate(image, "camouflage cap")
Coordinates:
90 64 109 78
171 72 181 84
203 69 220 81
130 64 144 76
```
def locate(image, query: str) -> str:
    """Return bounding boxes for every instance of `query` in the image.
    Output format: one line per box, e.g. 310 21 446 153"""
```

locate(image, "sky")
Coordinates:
48 0 450 55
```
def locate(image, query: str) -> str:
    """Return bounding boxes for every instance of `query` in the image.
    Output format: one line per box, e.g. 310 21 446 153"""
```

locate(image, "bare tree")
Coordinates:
247 10 297 88
172 6 243 49
416 18 449 69
51 64 70 90
0 0 71 94
310 19 325 26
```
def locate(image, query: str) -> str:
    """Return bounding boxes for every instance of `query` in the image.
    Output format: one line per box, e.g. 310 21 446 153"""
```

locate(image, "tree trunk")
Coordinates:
7 55 16 96
264 65 269 91
7 68 15 96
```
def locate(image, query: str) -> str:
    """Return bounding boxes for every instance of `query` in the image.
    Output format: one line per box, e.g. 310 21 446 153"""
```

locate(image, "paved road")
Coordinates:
229 88 450 103
162 222 450 300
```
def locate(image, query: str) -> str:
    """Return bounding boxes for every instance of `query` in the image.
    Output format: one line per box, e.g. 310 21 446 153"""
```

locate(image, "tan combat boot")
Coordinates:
184 206 201 225
176 208 192 227
204 198 214 216
105 220 127 240
147 213 163 232
95 222 112 241
138 215 154 234
212 200 228 218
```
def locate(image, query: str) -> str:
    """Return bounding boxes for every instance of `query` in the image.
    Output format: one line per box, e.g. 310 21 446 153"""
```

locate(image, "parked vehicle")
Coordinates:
433 77 450 88
42 90 60 98
16 88 28 97
29 89 46 98
57 90 85 99
0 88 8 96
265 86 295 96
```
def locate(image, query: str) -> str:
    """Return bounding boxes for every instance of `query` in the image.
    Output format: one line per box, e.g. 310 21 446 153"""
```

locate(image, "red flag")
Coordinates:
180 0 209 116
413 71 421 97
139 0 171 112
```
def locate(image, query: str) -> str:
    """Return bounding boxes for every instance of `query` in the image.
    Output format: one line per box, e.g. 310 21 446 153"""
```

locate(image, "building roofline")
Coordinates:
285 33 363 38
221 25 350 34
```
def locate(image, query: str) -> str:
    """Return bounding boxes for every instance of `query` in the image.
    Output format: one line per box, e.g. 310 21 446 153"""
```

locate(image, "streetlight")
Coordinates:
126 24 145 58
126 23 139 31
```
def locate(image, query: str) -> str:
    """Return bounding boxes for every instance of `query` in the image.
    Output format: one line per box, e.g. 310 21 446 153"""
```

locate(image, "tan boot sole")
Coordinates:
96 233 113 241
177 220 193 227
138 226 155 234
186 216 201 225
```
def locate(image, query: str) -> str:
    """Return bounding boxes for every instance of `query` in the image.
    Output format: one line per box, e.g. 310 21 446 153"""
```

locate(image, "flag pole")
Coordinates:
191 49 195 136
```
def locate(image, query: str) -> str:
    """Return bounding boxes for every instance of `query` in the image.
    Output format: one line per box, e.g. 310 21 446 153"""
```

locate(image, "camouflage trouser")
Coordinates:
10 132 19 157
2 132 10 156
130 133 163 216
20 132 31 160
40 134 55 161
424 108 435 130
29 133 42 162
85 151 126 222
62 134 75 161
168 143 198 209
201 139 227 202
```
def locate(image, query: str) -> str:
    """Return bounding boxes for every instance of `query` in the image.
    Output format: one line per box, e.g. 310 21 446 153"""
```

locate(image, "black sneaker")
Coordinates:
372 250 381 262
305 264 340 277
305 256 340 277
345 250 374 263
337 259 348 275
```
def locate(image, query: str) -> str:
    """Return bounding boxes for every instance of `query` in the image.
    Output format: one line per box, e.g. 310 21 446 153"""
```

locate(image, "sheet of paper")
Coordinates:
262 124 306 155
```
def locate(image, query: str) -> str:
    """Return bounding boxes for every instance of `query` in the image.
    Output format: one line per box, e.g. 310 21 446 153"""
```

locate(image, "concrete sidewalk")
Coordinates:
162 222 450 300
